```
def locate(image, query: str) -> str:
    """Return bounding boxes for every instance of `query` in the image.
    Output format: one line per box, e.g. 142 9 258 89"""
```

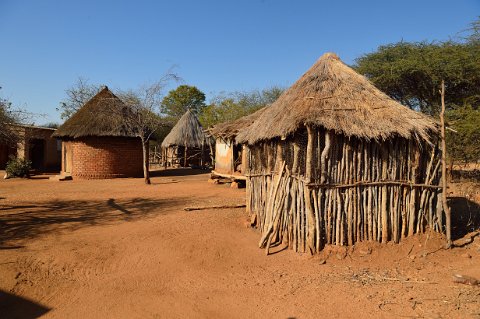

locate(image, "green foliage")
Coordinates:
199 86 284 128
446 106 480 164
160 85 206 119
42 122 60 129
354 18 480 164
6 156 31 178
355 40 480 115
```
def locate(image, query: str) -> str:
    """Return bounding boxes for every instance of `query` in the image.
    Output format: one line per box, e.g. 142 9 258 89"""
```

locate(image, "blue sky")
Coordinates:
0 0 478 124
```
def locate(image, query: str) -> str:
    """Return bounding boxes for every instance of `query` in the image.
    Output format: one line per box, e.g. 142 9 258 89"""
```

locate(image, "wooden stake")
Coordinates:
304 125 316 254
440 80 452 248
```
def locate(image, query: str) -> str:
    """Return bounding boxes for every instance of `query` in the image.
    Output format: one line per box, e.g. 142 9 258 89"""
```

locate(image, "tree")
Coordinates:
58 77 100 119
0 95 18 145
354 18 480 168
199 86 284 128
446 106 480 164
354 40 480 116
117 75 179 184
42 122 60 129
160 85 206 119
464 16 480 44
0 87 31 145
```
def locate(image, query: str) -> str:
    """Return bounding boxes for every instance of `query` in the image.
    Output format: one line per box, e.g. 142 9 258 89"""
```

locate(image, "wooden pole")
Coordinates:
304 126 316 254
440 80 452 248
200 141 204 168
184 144 188 167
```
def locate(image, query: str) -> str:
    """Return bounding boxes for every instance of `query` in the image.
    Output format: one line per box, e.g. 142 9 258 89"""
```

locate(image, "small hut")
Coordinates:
161 110 211 168
208 107 267 179
53 87 144 179
236 53 443 254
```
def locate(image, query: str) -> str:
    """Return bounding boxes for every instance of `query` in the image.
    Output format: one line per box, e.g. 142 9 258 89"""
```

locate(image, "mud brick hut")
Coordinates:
53 87 143 179
208 107 267 180
0 124 61 171
236 53 443 254
161 109 211 168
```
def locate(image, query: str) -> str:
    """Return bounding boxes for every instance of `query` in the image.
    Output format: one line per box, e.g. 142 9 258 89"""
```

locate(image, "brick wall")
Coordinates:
63 137 144 179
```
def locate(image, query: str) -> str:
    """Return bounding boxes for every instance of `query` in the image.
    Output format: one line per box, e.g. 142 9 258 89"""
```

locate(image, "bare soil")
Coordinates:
1 169 479 319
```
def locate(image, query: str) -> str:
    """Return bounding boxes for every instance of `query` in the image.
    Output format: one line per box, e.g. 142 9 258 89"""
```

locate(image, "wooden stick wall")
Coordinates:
245 128 443 254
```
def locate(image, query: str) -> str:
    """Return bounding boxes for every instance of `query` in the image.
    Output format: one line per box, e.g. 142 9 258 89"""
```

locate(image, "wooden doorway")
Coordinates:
29 138 45 170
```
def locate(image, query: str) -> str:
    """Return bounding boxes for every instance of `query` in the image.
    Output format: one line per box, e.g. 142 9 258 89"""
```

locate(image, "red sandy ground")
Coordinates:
0 170 479 318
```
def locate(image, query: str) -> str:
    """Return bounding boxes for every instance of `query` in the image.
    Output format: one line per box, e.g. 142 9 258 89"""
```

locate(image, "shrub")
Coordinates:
5 156 31 178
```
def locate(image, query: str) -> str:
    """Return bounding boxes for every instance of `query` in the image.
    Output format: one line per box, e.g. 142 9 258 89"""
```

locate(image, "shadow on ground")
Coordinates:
0 197 187 248
0 289 51 318
449 196 480 240
150 168 210 177
450 169 480 183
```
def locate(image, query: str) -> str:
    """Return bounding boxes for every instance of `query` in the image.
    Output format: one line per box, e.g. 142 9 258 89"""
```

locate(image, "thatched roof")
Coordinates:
161 109 209 148
54 87 135 138
236 53 438 145
208 106 268 141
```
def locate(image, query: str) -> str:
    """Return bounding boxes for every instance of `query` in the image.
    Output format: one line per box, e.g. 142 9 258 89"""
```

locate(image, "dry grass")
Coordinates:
236 53 438 145
54 87 135 139
161 109 211 148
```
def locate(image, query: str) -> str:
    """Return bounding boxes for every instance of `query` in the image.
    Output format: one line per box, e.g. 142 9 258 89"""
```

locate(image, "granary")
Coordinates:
236 53 443 254
208 107 267 180
161 109 211 168
53 87 143 179
0 124 61 171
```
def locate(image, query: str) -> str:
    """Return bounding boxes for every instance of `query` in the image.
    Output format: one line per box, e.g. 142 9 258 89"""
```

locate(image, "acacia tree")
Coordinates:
446 106 480 165
354 19 480 167
354 40 480 116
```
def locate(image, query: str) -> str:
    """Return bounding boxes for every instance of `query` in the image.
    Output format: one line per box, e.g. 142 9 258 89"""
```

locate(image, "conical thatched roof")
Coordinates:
236 53 438 145
54 87 135 138
208 106 268 141
161 109 209 148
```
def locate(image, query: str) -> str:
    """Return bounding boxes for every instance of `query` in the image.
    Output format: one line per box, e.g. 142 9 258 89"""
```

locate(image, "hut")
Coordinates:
236 53 443 254
208 107 267 179
0 124 61 171
161 109 211 168
53 87 144 179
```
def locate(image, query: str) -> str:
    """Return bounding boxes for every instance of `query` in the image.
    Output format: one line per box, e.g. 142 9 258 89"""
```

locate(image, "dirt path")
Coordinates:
1 170 479 318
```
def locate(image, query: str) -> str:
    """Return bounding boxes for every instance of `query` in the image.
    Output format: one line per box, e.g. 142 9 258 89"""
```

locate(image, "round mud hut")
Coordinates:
236 53 443 254
53 87 143 179
161 109 211 168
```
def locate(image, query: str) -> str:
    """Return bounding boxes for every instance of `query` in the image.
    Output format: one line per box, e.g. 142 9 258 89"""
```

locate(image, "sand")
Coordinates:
1 169 479 318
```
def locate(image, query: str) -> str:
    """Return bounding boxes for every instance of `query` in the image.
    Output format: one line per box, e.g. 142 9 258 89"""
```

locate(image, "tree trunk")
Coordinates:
141 138 151 184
